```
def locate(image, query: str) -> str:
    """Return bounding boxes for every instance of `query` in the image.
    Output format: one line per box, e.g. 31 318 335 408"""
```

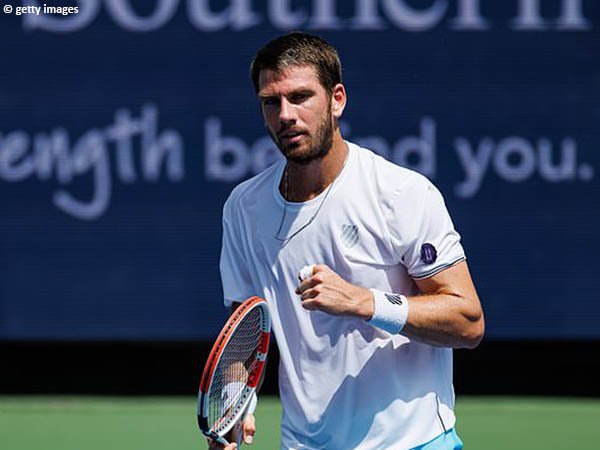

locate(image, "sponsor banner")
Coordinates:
0 1 598 339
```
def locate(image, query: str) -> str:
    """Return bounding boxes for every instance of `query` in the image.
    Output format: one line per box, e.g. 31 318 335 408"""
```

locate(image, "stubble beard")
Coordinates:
270 106 335 165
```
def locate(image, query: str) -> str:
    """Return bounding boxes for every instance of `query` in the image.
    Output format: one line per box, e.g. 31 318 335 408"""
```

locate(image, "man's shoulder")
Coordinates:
223 160 284 216
349 141 432 194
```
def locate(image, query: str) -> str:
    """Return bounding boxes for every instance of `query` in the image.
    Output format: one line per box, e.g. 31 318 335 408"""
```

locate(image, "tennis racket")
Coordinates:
197 296 271 447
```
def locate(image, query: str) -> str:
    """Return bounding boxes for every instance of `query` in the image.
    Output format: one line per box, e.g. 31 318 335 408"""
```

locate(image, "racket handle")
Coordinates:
233 395 256 448
233 418 244 448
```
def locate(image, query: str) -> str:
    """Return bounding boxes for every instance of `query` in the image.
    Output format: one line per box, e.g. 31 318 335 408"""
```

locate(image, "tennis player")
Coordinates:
212 32 484 450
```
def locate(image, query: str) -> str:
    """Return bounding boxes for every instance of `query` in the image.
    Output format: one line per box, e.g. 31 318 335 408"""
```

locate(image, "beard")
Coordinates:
269 105 335 165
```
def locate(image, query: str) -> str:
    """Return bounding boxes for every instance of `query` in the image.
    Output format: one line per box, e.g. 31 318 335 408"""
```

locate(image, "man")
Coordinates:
213 32 484 450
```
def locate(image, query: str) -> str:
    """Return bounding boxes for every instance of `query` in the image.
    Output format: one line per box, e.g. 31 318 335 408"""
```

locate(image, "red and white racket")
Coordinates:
197 296 271 447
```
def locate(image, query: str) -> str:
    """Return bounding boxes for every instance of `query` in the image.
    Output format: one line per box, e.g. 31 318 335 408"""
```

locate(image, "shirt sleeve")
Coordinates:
390 176 466 279
219 197 255 307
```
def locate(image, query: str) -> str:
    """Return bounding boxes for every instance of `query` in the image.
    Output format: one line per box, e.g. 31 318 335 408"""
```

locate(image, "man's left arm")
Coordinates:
296 261 484 349
401 261 484 348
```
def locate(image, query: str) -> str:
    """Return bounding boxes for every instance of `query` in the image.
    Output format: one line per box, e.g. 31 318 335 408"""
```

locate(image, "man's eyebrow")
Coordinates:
258 88 315 99
289 88 315 96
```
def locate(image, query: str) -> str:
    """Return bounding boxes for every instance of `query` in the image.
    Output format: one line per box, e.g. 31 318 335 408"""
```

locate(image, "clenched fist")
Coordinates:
295 264 374 319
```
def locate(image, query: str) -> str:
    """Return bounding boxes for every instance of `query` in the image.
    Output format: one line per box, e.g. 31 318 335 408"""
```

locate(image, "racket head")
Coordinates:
197 296 271 443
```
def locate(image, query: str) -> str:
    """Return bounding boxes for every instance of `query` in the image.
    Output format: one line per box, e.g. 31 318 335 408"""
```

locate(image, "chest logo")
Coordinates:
341 224 359 248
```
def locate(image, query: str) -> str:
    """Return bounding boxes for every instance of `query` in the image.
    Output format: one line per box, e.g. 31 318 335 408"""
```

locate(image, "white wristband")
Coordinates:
221 381 246 411
367 289 409 334
221 383 258 415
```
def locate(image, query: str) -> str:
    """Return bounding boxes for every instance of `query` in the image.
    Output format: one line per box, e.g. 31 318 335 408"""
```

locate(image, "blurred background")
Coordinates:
1 1 599 449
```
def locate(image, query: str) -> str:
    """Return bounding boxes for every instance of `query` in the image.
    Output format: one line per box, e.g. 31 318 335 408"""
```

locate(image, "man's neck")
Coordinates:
283 135 348 202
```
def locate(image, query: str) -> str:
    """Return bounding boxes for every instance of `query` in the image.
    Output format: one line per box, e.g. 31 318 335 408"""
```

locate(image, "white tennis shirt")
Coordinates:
220 141 466 449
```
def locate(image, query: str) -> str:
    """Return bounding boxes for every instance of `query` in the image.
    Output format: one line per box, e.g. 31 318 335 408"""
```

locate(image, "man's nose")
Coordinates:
278 98 296 124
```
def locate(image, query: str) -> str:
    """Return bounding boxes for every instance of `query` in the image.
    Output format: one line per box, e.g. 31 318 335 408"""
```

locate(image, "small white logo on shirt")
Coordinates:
341 224 359 248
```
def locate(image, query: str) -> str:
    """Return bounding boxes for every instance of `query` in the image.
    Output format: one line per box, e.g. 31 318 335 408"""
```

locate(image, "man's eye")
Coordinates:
262 98 278 107
291 93 308 103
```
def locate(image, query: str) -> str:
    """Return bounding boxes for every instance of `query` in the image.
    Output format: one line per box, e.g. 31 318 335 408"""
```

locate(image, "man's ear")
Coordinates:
331 83 347 119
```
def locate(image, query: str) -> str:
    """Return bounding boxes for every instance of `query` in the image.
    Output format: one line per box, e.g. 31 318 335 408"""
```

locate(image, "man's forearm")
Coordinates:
296 262 485 349
401 293 484 349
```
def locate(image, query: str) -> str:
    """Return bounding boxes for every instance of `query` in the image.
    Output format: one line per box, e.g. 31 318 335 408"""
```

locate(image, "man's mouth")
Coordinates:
279 130 306 143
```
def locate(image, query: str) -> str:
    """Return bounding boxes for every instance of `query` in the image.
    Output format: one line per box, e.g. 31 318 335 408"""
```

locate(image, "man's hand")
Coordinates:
207 412 256 449
295 264 374 319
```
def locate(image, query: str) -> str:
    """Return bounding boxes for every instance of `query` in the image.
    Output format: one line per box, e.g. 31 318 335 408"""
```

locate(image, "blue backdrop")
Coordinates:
1 0 598 339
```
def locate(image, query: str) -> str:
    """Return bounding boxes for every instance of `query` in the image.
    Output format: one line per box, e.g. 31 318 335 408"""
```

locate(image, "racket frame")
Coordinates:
197 296 271 445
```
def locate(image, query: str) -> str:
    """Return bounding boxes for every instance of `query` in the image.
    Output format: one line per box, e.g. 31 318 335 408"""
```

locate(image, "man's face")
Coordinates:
258 65 335 164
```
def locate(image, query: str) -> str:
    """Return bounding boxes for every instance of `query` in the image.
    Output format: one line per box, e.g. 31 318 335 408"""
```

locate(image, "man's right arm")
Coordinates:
214 192 260 448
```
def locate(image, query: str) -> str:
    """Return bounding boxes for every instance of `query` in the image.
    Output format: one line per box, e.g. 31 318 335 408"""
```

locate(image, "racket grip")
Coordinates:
234 394 257 448
233 419 244 448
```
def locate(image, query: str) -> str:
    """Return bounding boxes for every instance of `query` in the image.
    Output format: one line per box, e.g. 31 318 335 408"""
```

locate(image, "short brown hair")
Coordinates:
250 32 342 93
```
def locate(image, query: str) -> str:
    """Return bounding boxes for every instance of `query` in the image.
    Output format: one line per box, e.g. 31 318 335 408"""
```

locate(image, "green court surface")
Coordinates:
1 396 598 449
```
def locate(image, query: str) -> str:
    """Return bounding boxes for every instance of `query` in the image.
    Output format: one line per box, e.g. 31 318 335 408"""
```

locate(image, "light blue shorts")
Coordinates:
411 428 463 450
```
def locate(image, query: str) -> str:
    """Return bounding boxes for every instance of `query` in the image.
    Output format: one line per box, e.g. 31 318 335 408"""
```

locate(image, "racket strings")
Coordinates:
208 307 264 430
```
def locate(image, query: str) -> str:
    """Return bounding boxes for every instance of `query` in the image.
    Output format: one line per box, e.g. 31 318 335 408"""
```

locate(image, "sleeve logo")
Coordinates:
420 243 437 264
